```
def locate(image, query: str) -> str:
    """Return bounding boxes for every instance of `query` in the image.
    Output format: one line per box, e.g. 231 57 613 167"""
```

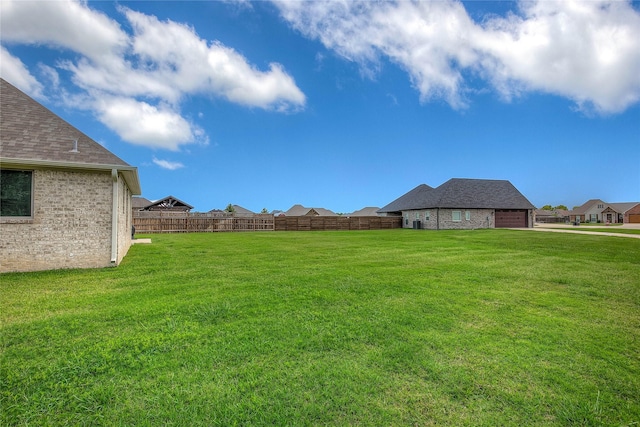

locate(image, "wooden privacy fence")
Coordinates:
133 212 402 233
133 212 274 233
275 216 402 231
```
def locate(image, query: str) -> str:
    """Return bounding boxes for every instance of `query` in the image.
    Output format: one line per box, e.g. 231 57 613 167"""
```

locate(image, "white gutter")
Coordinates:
111 169 119 264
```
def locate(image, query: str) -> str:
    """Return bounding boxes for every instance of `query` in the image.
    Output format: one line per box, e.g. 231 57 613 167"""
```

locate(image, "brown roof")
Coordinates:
0 78 129 166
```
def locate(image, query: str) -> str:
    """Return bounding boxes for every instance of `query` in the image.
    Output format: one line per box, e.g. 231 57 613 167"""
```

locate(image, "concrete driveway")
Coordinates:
521 223 640 239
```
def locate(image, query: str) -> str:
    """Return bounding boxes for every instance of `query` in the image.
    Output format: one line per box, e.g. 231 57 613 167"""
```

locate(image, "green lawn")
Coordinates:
2 230 639 426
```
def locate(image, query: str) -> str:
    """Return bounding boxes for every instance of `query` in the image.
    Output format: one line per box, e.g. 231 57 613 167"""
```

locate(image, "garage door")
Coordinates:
629 214 640 223
495 210 528 228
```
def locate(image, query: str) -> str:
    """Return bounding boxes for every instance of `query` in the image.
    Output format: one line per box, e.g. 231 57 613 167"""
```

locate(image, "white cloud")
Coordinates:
274 0 640 114
38 64 60 90
94 97 199 151
123 8 305 110
0 47 44 98
0 0 128 63
152 157 185 171
476 0 640 113
0 0 306 151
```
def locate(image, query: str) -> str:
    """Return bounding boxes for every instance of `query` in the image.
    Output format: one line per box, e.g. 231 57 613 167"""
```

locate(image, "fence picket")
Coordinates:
133 212 402 233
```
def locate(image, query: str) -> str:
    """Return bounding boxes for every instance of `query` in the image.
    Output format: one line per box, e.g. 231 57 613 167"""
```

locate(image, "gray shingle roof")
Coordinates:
379 179 534 212
284 204 337 216
608 202 640 213
132 197 152 209
0 78 129 166
570 199 605 214
232 205 254 214
378 184 434 213
349 207 381 216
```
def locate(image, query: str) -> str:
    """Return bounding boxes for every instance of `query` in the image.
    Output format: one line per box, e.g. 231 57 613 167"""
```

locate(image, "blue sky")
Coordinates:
2 0 639 213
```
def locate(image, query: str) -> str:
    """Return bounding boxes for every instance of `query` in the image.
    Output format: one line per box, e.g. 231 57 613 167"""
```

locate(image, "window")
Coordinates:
0 170 33 217
590 214 598 222
465 211 471 221
425 210 430 221
452 211 462 222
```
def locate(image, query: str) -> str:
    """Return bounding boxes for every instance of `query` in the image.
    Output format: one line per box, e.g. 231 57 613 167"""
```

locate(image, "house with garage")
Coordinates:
378 178 534 229
610 203 640 224
0 78 141 272
569 199 640 224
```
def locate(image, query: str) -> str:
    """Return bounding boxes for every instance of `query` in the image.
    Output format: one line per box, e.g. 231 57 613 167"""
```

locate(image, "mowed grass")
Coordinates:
1 230 639 426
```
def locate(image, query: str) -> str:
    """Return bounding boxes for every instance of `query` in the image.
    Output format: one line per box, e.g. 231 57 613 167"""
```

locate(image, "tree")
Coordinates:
225 203 235 213
541 205 553 210
554 205 568 211
261 208 269 214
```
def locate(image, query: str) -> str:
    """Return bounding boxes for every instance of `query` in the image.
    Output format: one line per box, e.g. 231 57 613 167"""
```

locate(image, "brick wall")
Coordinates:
624 204 640 223
402 208 495 229
0 168 132 272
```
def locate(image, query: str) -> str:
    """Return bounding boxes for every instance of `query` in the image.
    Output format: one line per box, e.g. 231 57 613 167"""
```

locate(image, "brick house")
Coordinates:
0 78 141 272
378 178 535 229
568 199 640 224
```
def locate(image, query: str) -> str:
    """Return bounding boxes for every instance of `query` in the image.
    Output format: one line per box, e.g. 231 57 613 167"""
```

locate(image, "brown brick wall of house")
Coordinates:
0 169 132 272
402 209 495 229
624 204 640 223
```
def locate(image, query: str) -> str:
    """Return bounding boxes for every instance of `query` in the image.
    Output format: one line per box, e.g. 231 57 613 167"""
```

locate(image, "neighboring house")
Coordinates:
0 78 141 272
378 178 535 229
610 203 640 223
284 204 338 216
569 199 640 224
132 196 152 211
205 205 255 216
569 199 606 223
348 207 382 217
140 195 193 212
230 205 254 215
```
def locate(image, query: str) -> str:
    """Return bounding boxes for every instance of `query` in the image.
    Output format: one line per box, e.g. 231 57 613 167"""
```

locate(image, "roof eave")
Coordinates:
1 157 142 195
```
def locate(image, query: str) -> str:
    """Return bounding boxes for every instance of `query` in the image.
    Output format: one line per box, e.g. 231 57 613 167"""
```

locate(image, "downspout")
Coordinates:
111 169 119 264
436 208 440 230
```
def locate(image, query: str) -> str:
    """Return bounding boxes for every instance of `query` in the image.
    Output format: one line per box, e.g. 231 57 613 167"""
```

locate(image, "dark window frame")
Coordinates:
0 169 34 219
